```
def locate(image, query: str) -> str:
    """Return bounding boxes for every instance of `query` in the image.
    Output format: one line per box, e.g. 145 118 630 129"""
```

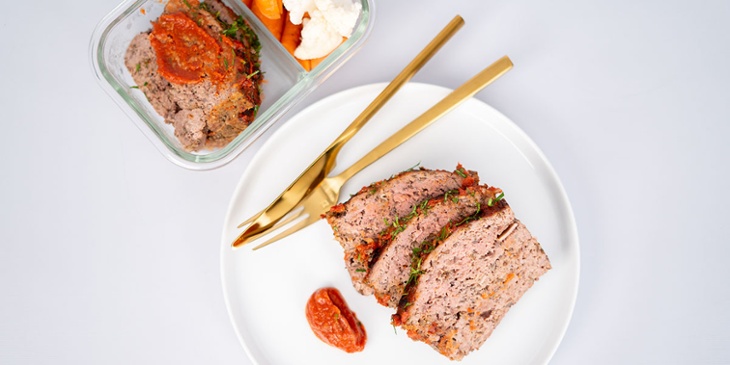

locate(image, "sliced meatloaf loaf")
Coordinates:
365 184 504 308
324 165 479 295
391 209 551 360
124 0 262 151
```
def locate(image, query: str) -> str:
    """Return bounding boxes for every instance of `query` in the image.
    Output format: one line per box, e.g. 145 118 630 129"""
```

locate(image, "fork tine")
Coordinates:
252 214 320 251
232 17 465 243
236 209 264 229
233 206 305 247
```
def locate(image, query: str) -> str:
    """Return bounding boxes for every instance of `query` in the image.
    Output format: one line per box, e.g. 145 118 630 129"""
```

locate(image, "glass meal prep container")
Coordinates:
90 0 374 170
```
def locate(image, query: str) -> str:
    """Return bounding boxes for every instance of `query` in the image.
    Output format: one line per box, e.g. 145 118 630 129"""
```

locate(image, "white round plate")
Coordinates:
221 83 580 365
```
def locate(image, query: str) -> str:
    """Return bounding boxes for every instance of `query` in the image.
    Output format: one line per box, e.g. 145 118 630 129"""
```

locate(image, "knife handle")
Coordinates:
335 56 513 184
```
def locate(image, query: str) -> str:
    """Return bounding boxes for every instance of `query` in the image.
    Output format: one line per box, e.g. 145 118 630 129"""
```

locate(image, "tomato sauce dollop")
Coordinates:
305 287 367 353
149 12 222 85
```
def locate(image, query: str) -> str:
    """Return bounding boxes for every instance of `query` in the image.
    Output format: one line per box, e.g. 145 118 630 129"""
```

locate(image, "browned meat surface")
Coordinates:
324 163 551 360
365 185 503 308
124 0 262 151
392 213 551 360
324 165 479 295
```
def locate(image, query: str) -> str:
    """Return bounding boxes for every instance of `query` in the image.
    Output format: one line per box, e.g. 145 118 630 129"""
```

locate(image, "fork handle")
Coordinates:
335 56 513 183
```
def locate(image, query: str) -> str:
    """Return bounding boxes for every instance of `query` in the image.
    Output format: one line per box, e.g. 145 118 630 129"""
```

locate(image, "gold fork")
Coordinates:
247 56 514 250
231 15 465 248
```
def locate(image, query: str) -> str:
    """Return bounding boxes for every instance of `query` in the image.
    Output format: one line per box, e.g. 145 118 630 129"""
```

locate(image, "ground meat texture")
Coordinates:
125 33 176 119
324 166 479 295
171 109 207 151
393 211 551 361
365 185 503 308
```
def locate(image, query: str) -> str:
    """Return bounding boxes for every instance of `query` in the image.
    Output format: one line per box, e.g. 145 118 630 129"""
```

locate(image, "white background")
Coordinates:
1 0 729 364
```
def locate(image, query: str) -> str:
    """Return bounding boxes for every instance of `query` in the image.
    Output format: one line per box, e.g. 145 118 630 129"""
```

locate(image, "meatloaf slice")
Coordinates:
324 165 479 295
366 185 503 308
126 33 232 150
392 211 551 360
124 0 262 151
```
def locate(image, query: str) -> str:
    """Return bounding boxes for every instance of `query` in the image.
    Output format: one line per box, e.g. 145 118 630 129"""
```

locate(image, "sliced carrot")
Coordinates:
253 0 282 20
309 55 325 70
281 16 311 70
251 0 285 40
299 59 312 71
280 15 301 52
241 0 253 8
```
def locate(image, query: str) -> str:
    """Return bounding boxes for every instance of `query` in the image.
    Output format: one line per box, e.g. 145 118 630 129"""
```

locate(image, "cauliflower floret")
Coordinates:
293 10 343 59
285 0 362 60
314 0 361 37
282 0 316 25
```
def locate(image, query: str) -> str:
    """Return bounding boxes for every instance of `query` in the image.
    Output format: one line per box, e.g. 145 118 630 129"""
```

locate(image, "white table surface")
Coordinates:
2 0 729 364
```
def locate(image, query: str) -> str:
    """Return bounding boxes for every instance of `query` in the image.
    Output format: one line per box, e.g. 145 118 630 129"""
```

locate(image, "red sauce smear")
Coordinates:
305 287 367 353
149 12 223 85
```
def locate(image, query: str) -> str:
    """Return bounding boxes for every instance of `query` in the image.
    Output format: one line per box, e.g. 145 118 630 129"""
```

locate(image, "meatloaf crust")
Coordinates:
324 165 479 295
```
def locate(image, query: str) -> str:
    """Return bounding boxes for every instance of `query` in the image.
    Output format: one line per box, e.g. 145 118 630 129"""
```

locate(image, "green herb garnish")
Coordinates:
443 189 458 203
406 257 423 286
405 161 421 172
438 225 450 241
392 224 405 236
222 16 261 55
222 21 239 37
487 192 505 207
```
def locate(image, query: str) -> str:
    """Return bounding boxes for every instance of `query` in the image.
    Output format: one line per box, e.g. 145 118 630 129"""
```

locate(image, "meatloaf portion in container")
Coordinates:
392 207 551 360
124 0 263 151
324 165 479 295
365 184 504 308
